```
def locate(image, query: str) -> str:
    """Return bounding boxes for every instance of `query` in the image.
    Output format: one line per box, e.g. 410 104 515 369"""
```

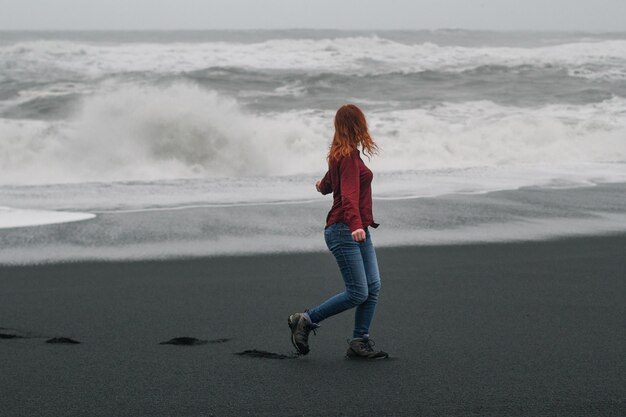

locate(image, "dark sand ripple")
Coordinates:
45 337 81 344
160 337 233 345
160 337 208 345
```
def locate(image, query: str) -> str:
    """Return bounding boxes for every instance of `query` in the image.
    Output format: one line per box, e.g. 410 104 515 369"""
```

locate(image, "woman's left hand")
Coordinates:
351 228 366 243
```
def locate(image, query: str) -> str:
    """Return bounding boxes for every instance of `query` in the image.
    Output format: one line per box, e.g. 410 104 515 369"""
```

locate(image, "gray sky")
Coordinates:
1 0 625 31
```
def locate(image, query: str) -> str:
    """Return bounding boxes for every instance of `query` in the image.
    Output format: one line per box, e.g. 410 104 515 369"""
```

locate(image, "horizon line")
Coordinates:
1 27 625 33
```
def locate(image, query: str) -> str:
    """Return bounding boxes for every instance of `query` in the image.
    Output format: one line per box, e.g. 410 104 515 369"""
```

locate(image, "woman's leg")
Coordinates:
352 228 381 339
306 223 369 324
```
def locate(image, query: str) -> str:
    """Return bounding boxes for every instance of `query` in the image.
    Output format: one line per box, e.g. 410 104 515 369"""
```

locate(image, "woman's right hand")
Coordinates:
351 228 366 243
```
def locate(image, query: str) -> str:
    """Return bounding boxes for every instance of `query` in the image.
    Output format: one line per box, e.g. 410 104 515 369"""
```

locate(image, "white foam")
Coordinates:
2 37 626 81
0 85 329 184
0 206 95 229
0 85 624 187
1 165 624 214
368 98 626 172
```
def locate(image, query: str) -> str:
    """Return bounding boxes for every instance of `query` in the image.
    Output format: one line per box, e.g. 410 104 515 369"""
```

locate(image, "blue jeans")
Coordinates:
307 222 382 339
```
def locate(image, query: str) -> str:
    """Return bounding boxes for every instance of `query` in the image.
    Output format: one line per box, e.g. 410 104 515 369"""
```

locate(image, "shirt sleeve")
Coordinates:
319 170 332 195
339 154 362 232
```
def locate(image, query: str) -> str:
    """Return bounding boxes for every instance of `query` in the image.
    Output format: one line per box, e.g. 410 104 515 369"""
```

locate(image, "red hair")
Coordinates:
328 104 379 161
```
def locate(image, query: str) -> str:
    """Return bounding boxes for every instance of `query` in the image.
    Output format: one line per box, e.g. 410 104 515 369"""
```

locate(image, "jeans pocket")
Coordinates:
324 228 333 249
324 223 343 250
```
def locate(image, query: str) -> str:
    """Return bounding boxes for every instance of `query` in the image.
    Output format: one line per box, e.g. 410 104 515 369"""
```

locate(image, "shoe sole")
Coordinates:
287 315 308 355
346 349 389 360
346 354 389 360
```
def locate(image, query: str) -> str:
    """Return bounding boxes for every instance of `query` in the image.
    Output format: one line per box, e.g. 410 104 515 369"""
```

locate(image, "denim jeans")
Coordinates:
307 222 382 339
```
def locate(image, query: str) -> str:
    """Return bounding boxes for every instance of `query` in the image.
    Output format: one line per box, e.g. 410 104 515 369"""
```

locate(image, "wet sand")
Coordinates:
1 234 625 416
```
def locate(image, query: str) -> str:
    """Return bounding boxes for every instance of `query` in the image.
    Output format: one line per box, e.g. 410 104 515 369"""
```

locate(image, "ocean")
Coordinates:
1 30 625 263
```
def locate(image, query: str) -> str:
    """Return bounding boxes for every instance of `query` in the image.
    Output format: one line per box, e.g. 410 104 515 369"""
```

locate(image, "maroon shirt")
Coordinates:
319 149 379 232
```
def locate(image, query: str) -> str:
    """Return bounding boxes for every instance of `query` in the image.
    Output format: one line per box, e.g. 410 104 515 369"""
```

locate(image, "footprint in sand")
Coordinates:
160 337 233 346
0 333 26 339
46 337 81 344
235 349 298 359
0 327 81 344
0 326 36 339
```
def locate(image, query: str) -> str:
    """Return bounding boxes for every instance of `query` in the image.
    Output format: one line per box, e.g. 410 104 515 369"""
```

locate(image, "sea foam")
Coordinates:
2 37 626 81
0 206 95 229
0 84 624 186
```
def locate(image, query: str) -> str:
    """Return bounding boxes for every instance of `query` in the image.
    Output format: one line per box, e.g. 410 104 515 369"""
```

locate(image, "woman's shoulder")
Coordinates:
329 150 361 172
332 149 359 162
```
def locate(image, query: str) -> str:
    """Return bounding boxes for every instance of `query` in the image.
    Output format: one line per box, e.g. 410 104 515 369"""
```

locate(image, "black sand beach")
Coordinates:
1 235 625 417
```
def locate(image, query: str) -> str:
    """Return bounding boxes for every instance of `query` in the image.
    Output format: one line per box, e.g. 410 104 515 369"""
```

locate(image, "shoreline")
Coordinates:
1 228 625 267
2 182 626 266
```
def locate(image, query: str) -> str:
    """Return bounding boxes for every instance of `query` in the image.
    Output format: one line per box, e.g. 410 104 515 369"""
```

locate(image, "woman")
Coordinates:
288 104 388 360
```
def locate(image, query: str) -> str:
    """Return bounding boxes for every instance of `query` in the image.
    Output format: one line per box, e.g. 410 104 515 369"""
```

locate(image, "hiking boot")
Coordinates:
287 313 319 355
346 337 389 360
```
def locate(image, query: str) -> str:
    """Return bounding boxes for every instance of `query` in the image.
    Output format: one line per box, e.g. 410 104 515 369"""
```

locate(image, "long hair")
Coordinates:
327 104 379 161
